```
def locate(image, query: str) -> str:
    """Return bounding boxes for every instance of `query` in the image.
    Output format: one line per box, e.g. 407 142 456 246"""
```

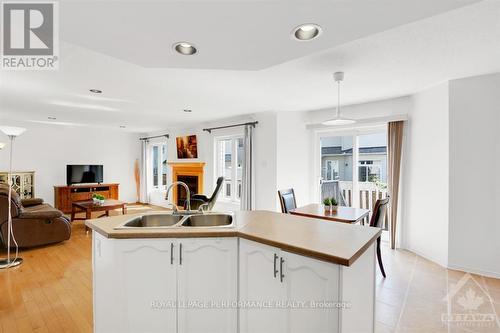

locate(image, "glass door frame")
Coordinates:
312 124 388 206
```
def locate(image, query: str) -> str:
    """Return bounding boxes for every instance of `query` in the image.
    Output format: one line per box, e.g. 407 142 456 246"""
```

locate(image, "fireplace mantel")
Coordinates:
168 162 205 206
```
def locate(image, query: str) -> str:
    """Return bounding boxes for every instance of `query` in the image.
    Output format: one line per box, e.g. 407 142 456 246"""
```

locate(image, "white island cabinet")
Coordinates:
92 232 238 333
240 239 339 333
91 211 378 333
239 239 375 333
177 237 238 333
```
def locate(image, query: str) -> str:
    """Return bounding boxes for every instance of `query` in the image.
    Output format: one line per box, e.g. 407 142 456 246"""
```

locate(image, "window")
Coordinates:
358 160 382 182
152 146 159 187
325 160 339 181
216 136 244 202
151 143 168 189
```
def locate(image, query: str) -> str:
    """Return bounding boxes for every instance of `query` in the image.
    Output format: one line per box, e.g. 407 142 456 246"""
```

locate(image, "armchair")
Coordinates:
0 183 71 248
186 177 224 211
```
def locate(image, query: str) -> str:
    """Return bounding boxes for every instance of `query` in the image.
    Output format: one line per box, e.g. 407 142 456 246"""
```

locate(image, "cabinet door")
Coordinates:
177 237 238 333
239 239 286 333
93 232 121 333
282 251 340 333
116 239 177 333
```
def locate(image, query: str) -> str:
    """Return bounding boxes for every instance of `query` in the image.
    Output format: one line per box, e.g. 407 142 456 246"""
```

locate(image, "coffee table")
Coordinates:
71 199 127 232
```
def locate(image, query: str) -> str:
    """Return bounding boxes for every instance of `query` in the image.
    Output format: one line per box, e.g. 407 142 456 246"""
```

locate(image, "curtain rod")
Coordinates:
139 134 169 141
202 121 258 134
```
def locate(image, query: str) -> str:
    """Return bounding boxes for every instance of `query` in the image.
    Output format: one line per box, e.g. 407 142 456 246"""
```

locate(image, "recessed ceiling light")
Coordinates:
293 24 322 41
48 116 57 120
119 125 126 128
89 89 102 94
183 109 192 113
173 42 197 55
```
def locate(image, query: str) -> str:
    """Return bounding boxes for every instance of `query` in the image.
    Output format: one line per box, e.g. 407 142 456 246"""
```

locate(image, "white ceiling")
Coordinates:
58 0 479 70
1 0 499 133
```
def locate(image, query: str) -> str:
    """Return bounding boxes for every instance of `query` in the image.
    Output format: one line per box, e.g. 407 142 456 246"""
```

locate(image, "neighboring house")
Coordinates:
321 146 387 183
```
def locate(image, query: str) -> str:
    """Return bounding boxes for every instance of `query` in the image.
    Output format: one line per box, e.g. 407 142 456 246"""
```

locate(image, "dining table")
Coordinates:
290 203 370 224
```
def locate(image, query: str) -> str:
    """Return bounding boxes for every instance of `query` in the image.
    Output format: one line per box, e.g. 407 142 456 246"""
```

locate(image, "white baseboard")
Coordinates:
447 263 500 279
401 246 500 279
403 246 448 268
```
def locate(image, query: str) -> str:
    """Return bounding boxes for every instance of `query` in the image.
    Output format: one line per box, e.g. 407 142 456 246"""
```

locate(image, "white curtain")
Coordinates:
241 125 254 210
140 139 149 203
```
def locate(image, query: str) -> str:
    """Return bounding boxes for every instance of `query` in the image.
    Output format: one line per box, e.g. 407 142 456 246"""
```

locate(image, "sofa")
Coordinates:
0 183 71 248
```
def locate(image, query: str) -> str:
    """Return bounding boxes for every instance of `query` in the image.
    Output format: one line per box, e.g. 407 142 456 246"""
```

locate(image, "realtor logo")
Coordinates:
1 1 59 70
442 273 499 330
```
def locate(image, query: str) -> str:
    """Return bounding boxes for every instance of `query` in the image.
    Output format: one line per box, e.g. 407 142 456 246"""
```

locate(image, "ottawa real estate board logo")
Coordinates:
1 1 59 70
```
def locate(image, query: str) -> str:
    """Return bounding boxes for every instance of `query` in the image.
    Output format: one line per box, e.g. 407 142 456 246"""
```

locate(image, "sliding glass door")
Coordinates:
320 135 354 206
357 133 388 220
318 127 388 228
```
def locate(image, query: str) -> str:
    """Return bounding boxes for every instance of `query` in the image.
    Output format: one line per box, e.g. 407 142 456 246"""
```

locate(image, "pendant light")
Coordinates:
322 72 356 126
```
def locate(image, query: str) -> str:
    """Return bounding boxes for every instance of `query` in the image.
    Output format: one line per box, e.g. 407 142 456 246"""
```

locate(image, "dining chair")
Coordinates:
369 197 390 278
278 189 297 214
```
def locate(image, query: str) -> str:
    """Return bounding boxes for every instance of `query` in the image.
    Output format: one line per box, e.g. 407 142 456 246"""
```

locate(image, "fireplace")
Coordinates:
176 175 198 207
168 162 205 208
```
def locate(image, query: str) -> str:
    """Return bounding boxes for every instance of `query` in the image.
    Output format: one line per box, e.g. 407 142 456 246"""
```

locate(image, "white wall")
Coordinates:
0 121 140 205
402 82 450 267
448 73 500 277
276 111 311 208
146 111 279 212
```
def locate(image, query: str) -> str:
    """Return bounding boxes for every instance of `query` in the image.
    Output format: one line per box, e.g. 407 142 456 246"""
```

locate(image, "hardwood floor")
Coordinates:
0 206 499 332
0 204 158 333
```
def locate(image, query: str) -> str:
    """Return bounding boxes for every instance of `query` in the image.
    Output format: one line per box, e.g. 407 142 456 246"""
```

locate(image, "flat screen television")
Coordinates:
66 165 103 185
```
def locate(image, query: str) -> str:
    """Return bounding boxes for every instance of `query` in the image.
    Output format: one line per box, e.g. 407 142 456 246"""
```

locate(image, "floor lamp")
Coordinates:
0 126 26 269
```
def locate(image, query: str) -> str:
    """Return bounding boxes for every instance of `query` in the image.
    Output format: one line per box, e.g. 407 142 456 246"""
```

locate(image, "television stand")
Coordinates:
54 183 119 213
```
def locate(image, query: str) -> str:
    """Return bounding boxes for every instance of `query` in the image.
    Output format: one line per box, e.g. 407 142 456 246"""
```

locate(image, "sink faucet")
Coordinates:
165 181 191 213
198 202 210 213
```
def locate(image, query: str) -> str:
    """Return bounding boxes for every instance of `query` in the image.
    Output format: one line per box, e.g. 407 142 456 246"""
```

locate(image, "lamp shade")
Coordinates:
322 118 356 126
0 126 26 137
0 143 5 150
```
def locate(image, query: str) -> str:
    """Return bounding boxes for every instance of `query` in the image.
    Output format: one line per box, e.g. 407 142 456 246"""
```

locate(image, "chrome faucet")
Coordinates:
198 202 210 213
165 181 191 213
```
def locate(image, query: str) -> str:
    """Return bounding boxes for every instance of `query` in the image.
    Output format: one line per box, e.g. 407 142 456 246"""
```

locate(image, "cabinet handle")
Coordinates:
170 243 174 265
273 253 279 278
179 243 183 265
280 257 285 283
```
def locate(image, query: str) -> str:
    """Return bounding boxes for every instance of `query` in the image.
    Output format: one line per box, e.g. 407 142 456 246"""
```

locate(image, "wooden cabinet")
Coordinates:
177 238 238 333
239 239 340 333
54 183 119 213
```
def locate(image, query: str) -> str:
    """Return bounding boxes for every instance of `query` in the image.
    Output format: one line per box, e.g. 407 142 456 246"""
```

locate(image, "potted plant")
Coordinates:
92 193 105 205
330 197 338 212
323 198 332 213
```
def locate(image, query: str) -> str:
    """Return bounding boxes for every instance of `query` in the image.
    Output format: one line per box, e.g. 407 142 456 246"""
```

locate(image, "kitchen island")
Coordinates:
86 210 381 333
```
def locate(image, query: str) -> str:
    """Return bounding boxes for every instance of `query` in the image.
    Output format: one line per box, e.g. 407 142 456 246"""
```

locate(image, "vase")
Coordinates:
331 205 338 212
323 205 331 214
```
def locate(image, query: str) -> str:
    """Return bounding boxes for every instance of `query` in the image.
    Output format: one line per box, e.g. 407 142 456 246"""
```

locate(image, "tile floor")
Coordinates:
376 243 500 332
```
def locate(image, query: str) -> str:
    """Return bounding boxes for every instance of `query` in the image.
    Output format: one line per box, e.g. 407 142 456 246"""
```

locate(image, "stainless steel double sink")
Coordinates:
114 212 234 229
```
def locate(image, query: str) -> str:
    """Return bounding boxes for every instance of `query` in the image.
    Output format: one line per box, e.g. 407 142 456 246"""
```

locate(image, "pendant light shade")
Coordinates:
322 72 355 126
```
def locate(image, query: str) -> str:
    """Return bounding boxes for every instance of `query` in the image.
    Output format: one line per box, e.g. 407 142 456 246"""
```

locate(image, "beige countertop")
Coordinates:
85 210 381 266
